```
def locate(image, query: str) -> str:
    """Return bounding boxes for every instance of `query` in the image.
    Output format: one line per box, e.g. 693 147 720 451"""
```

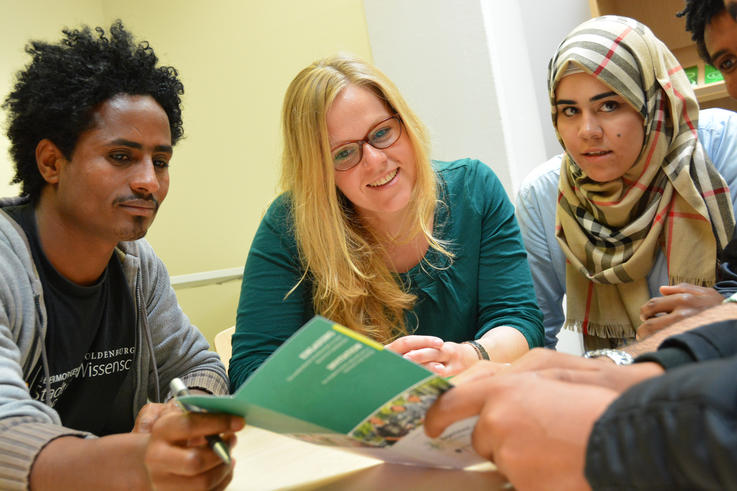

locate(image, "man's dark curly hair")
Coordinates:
2 20 184 201
678 0 726 64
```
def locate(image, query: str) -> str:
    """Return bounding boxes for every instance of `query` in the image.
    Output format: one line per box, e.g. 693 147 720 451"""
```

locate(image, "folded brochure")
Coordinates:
181 315 483 468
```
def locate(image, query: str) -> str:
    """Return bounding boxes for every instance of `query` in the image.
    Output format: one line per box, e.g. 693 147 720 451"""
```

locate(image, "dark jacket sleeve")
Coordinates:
584 356 737 490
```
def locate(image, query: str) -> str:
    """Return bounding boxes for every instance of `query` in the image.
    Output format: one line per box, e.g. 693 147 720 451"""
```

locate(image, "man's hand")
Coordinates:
385 335 477 376
133 387 213 433
425 372 618 490
144 408 244 490
639 283 724 339
452 348 664 393
133 401 175 433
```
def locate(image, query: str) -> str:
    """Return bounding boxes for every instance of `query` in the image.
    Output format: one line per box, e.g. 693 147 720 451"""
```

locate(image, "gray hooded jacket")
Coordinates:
0 196 228 489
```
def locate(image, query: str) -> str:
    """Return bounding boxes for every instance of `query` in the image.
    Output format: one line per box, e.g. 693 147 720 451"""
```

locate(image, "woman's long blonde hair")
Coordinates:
280 54 451 341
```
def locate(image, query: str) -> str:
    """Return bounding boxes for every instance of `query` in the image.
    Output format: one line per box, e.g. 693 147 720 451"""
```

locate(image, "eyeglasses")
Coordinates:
331 115 403 171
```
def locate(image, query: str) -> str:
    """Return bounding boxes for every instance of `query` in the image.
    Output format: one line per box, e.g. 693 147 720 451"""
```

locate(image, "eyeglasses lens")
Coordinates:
332 117 401 171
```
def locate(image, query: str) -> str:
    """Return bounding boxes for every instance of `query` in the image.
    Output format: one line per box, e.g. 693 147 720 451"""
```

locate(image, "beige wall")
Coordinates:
0 0 373 344
0 0 106 197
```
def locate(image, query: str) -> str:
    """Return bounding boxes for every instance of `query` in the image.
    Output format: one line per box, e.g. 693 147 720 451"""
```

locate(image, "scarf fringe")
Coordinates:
668 276 714 287
563 319 636 339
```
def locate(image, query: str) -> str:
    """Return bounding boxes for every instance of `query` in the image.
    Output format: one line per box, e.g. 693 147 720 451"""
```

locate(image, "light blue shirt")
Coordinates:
516 108 737 348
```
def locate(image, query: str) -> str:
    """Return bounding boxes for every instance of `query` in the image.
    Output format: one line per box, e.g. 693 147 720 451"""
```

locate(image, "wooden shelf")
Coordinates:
589 0 733 109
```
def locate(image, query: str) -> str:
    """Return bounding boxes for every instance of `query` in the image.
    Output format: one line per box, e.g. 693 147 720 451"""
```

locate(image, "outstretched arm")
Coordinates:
628 301 737 357
586 356 737 489
386 326 530 377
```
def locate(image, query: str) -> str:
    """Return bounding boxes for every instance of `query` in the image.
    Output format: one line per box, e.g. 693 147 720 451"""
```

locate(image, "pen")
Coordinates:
169 377 232 465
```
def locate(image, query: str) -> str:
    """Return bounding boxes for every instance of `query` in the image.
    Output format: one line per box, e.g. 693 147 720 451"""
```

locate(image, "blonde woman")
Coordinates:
229 55 543 389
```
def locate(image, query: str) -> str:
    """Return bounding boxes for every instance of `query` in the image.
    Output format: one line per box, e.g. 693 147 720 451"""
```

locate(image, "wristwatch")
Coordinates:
583 348 634 366
722 292 737 304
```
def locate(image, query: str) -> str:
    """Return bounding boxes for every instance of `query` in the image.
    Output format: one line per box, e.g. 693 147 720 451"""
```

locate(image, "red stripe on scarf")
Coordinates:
669 211 708 221
674 87 697 134
663 81 697 134
702 187 729 198
667 65 683 76
582 281 594 335
654 196 675 225
593 27 632 76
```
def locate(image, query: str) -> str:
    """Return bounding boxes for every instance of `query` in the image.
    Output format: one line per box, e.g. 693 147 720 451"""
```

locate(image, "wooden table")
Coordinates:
227 426 510 490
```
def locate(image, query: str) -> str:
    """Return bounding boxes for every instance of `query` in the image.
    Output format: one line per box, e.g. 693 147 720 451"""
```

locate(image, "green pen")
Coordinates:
169 377 232 465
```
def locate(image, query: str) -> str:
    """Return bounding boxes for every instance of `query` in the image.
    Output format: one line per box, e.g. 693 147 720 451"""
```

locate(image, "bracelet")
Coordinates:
464 340 490 360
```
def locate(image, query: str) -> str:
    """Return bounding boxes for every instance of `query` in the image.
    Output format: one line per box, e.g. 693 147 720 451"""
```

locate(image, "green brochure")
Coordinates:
181 315 483 468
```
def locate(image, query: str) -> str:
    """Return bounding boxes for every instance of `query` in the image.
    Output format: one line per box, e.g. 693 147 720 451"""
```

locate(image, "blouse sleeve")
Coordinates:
515 157 567 348
696 108 737 297
697 108 737 208
472 161 544 348
229 195 313 390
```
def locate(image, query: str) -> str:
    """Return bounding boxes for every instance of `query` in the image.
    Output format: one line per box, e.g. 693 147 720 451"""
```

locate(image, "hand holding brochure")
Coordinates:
181 316 483 468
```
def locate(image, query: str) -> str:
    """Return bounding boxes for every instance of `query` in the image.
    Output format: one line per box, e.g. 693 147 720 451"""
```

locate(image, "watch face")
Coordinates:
584 349 634 365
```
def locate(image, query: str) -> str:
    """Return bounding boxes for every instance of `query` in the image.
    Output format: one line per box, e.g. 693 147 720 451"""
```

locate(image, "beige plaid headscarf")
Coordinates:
549 16 735 339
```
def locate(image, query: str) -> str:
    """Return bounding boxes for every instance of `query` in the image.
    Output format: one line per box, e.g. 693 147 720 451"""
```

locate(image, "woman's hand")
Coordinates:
385 335 478 376
639 283 725 339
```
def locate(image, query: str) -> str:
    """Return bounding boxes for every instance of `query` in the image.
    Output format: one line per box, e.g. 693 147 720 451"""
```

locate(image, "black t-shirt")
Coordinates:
6 204 137 435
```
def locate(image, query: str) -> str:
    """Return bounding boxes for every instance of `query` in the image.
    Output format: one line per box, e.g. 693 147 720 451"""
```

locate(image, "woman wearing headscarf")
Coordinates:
516 15 737 350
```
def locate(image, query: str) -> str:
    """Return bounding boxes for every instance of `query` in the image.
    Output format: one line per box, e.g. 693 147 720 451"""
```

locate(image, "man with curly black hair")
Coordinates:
679 0 737 100
676 1 737 109
678 0 726 64
0 21 241 489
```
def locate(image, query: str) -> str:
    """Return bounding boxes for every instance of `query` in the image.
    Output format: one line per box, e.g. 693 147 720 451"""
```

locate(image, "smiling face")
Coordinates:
554 72 645 183
326 85 417 224
49 93 172 246
705 10 737 99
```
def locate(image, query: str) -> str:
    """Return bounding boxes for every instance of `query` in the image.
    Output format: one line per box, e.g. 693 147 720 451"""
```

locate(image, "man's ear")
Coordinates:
35 139 67 184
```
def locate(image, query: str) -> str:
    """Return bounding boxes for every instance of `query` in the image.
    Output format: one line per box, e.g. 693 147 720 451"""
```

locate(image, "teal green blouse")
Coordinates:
229 159 543 390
